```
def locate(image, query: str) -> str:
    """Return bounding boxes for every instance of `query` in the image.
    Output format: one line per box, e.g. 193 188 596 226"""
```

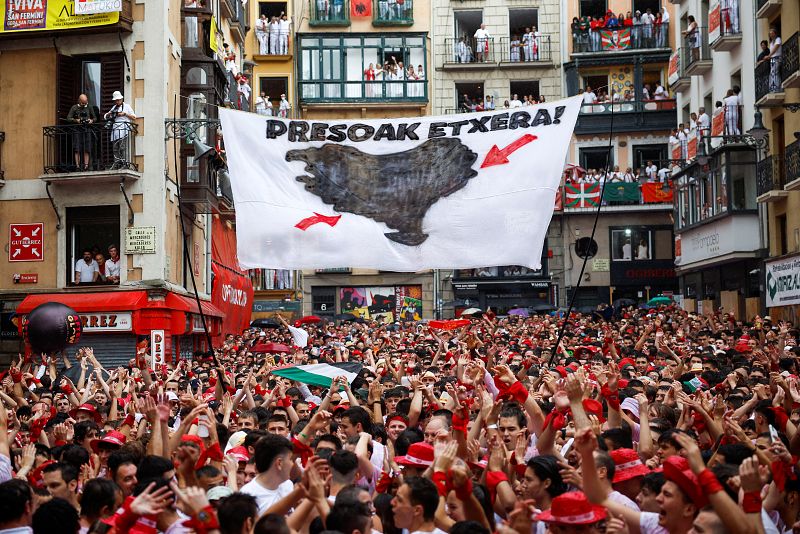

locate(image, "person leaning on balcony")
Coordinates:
279 14 290 54
105 245 121 284
474 24 490 62
255 14 268 55
768 28 783 92
268 16 280 55
683 16 699 61
697 107 711 135
653 82 667 100
631 11 642 48
104 91 136 167
757 40 770 65
66 94 98 171
723 89 740 135
75 249 100 285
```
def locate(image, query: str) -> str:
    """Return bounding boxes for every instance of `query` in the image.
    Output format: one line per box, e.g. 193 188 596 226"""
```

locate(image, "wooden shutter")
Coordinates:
56 55 80 123
99 54 125 113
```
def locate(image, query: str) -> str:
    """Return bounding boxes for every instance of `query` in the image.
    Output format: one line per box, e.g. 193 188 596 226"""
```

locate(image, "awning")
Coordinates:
15 290 149 315
165 293 225 318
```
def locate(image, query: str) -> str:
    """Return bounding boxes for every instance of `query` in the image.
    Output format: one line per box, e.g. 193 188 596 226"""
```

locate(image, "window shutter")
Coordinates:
100 54 126 112
56 55 80 123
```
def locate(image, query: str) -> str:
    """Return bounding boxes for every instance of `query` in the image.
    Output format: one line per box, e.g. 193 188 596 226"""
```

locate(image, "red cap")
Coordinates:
90 430 126 453
535 492 607 525
394 442 434 468
609 448 650 483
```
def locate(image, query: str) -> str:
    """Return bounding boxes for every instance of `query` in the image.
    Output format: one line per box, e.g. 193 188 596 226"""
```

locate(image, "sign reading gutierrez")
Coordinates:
219 96 582 271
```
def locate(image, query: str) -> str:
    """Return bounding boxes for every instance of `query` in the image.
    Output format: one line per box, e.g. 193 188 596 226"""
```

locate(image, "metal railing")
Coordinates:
755 57 783 101
253 28 293 56
782 32 799 85
787 140 800 184
443 37 497 64
682 27 711 69
580 99 677 114
42 123 138 174
498 35 552 62
298 79 427 101
756 155 785 196
571 22 670 53
372 0 413 24
309 0 350 24
561 180 674 208
756 0 768 12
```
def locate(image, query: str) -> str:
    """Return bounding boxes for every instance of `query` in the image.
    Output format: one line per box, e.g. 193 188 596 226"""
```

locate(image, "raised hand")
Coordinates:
130 482 173 516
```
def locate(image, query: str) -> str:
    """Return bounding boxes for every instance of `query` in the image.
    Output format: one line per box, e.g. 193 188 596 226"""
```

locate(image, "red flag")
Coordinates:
351 0 371 17
642 183 674 203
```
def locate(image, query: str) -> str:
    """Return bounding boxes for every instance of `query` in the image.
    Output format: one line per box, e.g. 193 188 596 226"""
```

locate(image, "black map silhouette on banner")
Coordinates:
286 138 479 246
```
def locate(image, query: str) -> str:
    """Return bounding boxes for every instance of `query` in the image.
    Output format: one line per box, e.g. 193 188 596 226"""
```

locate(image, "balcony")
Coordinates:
441 37 496 69
309 0 350 26
560 180 674 213
575 100 677 135
0 0 133 39
785 140 800 191
299 79 427 104
709 1 742 52
756 155 788 202
39 123 140 185
229 0 248 43
756 0 781 19
755 58 785 107
782 32 800 89
372 0 413 26
571 23 670 56
669 49 691 93
498 36 552 65
682 28 712 75
253 29 294 59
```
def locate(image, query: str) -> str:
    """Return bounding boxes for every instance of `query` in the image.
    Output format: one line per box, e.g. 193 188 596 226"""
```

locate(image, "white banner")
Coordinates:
75 0 123 14
766 254 800 308
220 96 581 271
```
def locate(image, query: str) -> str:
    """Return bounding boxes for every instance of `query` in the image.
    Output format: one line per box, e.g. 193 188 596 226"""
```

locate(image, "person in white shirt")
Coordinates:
768 28 782 92
278 93 291 117
582 86 597 105
697 107 711 136
240 434 295 515
75 249 100 284
391 478 447 534
622 239 632 260
509 93 522 108
645 160 658 181
723 89 740 135
255 14 269 55
653 83 667 100
255 92 268 115
105 245 121 284
473 23 490 62
104 91 137 166
278 14 290 54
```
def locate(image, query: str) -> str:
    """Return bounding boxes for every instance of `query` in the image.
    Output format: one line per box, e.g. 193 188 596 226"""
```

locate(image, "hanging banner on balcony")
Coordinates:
708 1 721 44
564 183 600 208
642 183 674 203
711 107 725 136
600 28 631 51
351 0 371 17
668 51 680 86
602 182 639 203
687 130 698 161
766 255 800 308
671 141 682 163
2 0 120 33
219 96 582 271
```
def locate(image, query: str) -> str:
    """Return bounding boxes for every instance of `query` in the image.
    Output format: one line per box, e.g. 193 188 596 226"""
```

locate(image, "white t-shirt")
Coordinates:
75 260 99 283
640 511 668 534
582 92 597 104
105 257 120 279
474 28 489 40
609 490 640 511
241 478 294 514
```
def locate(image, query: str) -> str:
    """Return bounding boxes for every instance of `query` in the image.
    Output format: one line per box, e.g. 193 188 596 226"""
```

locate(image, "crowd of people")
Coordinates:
1 305 799 534
254 14 291 56
669 85 744 161
565 162 671 186
459 93 547 113
571 8 670 52
453 21 545 64
73 245 122 286
363 58 426 98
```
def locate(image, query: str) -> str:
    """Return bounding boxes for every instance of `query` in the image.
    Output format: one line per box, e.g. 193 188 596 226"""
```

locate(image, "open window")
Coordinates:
633 0 660 15
579 146 613 171
454 82 484 112
259 2 287 19
258 77 289 110
509 80 540 101
580 0 606 19
632 144 668 169
67 206 121 287
454 10 482 40
508 8 538 37
610 227 673 261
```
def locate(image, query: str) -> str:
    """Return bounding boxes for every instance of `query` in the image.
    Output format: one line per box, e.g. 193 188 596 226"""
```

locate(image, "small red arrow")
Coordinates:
481 134 538 168
295 212 342 231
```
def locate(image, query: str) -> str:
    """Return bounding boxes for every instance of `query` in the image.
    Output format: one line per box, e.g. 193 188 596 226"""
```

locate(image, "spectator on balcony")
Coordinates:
332 0 343 18
645 160 658 181
66 94 98 171
484 95 495 110
589 16 603 51
316 0 328 20
387 0 396 20
474 24 491 62
255 14 268 55
579 15 591 51
724 89 740 135
582 86 597 105
75 249 100 285
768 28 783 93
223 43 237 74
237 75 251 111
106 245 121 284
509 34 522 61
571 18 581 52
641 83 651 100
689 112 699 131
455 37 470 63
255 92 270 116
623 167 635 182
278 94 291 118
636 239 650 259
657 7 669 48
522 28 535 61
509 94 522 108
622 239 632 260
757 40 770 65
268 16 280 55
378 0 388 19
642 8 655 47
94 253 108 284
657 163 671 183
605 12 619 30
697 107 711 136
677 123 689 160
722 0 739 35
653 82 667 100
104 91 136 168
279 14 290 54
683 16 700 62
631 11 642 48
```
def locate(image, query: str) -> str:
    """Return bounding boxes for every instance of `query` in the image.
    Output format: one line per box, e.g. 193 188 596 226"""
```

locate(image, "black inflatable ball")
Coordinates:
23 303 82 354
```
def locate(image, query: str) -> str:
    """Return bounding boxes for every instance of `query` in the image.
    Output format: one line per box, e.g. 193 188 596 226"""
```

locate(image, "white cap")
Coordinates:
112 90 124 100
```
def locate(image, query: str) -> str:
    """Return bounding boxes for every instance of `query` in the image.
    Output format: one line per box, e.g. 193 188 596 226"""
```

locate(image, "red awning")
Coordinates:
16 290 224 319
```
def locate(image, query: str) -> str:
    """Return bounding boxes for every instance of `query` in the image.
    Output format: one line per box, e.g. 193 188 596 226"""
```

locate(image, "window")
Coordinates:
299 34 426 101
81 62 102 113
582 74 607 95
611 227 673 261
259 1 287 18
579 147 613 171
633 0 660 15
510 80 540 102
580 0 606 19
57 54 124 123
454 10 482 40
312 287 337 317
509 8 538 37
454 82 484 112
258 77 289 110
67 206 121 287
632 144 668 170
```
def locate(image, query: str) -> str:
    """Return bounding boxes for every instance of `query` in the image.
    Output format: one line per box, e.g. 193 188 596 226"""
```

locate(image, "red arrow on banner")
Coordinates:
295 212 342 231
480 134 538 168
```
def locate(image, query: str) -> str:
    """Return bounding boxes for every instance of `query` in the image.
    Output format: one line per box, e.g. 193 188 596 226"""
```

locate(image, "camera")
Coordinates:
78 110 90 124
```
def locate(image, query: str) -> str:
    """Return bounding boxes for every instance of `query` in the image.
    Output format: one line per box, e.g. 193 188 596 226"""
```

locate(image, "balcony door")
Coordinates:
57 54 125 124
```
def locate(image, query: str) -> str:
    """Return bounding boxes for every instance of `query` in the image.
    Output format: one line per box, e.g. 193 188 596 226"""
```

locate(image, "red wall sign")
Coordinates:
9 223 44 262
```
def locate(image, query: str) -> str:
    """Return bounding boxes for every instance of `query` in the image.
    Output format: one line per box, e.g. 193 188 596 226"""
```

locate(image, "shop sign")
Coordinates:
76 0 123 15
125 227 156 254
150 330 165 368
766 255 800 308
453 283 478 290
675 215 760 267
592 259 610 272
529 281 550 288
77 312 132 332
252 300 302 312
13 273 38 284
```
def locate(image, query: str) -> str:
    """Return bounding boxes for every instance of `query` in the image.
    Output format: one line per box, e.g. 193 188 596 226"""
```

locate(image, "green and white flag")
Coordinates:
271 362 363 388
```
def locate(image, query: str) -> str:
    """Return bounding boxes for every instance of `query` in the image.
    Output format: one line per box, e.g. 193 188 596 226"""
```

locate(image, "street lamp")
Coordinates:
746 108 769 148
